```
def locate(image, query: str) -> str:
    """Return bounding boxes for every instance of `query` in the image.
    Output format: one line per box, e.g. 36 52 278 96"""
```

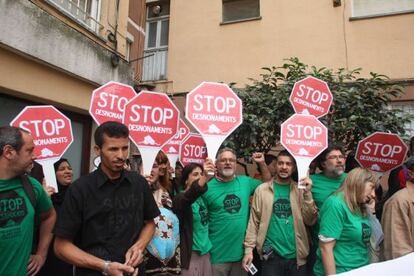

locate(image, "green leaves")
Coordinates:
224 58 412 160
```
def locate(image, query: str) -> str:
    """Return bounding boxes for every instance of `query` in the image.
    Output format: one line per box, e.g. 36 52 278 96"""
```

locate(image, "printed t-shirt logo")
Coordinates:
199 205 208 226
0 190 28 228
361 222 370 243
273 199 292 219
223 194 241 214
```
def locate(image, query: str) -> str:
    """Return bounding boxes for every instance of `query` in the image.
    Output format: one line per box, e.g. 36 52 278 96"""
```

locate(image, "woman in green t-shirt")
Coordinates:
173 161 215 276
314 168 379 275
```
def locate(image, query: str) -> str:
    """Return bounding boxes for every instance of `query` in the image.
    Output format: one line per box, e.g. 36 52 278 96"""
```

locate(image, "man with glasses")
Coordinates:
202 148 271 276
311 145 347 210
307 144 347 275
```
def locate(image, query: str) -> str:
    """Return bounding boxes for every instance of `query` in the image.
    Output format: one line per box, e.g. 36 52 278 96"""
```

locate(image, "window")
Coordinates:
142 2 170 81
222 0 260 23
46 0 101 32
390 102 414 137
352 0 414 19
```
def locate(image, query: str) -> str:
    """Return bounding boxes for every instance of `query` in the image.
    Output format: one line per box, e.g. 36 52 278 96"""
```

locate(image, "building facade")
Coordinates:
141 0 414 133
0 0 146 175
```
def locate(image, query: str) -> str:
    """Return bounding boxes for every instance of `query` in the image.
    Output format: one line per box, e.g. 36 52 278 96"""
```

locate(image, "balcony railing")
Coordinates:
142 48 168 81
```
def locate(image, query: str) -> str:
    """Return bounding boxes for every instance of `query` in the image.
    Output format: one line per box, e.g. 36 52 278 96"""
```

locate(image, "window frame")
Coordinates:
144 6 169 51
45 0 102 33
221 0 261 25
351 0 414 21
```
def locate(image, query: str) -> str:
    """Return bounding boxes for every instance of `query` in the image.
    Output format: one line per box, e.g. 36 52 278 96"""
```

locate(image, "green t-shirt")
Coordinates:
264 183 296 259
202 175 261 264
310 173 347 246
0 176 53 276
192 197 212 255
310 173 347 210
313 193 371 276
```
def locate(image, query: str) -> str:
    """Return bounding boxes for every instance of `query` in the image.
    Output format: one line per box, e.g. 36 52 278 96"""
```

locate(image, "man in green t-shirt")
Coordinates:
0 126 56 276
243 150 317 276
308 144 347 274
202 148 271 276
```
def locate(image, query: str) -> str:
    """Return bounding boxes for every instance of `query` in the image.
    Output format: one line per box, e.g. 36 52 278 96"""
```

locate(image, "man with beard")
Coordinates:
308 144 347 274
202 147 271 276
54 121 160 276
311 145 347 210
0 126 56 276
242 150 317 276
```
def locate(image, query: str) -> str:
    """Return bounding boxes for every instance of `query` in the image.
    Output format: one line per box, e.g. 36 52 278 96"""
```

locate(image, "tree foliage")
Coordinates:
224 58 412 161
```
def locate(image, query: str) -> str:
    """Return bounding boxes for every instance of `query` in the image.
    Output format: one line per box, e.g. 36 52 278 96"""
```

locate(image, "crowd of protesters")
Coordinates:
1 122 414 276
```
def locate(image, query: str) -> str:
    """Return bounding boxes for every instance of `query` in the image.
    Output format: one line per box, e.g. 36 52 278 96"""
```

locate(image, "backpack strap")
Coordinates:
21 174 40 253
21 175 37 211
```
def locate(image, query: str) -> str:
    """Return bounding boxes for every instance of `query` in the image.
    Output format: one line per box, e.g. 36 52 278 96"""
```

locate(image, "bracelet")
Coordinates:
102 260 111 275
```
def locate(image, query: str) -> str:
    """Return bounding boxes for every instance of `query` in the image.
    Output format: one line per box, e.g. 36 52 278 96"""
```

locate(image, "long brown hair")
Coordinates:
155 151 172 192
336 167 379 216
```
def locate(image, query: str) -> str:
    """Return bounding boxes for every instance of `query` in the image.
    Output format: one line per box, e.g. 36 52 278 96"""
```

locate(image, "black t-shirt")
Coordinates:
54 167 160 275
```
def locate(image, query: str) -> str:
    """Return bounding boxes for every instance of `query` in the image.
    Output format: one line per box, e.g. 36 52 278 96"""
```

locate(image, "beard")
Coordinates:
221 168 235 177
332 167 345 177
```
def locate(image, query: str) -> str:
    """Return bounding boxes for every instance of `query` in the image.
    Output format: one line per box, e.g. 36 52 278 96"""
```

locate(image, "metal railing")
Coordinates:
142 47 168 81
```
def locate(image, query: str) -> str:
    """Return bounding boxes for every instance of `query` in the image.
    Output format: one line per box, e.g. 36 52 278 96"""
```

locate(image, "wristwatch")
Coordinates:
102 260 111 275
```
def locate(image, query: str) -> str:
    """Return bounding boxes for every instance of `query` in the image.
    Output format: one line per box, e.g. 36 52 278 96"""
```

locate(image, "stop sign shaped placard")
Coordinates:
290 76 332 118
162 119 190 155
281 114 328 158
123 91 180 148
356 132 408 173
179 133 207 166
186 82 242 137
90 81 136 125
10 105 73 161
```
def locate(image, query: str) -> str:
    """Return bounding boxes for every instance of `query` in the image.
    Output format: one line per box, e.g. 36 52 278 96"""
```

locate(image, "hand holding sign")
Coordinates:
10 106 73 192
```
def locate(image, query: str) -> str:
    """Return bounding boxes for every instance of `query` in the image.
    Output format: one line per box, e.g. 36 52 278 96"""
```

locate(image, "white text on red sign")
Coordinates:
183 144 207 157
97 92 130 112
192 95 237 123
18 119 69 145
285 124 324 147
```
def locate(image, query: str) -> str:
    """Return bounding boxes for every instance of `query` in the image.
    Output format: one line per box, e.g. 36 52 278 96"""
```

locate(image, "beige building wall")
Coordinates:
0 47 94 114
166 0 414 93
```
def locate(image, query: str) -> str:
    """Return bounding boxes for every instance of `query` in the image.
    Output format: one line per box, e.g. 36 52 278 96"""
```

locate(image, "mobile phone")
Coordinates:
249 263 258 275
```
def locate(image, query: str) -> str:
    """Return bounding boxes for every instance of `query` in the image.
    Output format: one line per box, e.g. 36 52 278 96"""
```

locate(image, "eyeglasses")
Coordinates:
326 155 345 160
218 158 236 163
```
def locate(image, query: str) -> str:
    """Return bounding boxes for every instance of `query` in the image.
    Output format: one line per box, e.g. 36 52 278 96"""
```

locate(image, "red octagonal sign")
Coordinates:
290 76 332 118
89 81 136 125
356 132 408 173
10 105 73 161
186 82 242 138
179 133 207 167
162 119 190 155
281 114 328 158
123 91 180 148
